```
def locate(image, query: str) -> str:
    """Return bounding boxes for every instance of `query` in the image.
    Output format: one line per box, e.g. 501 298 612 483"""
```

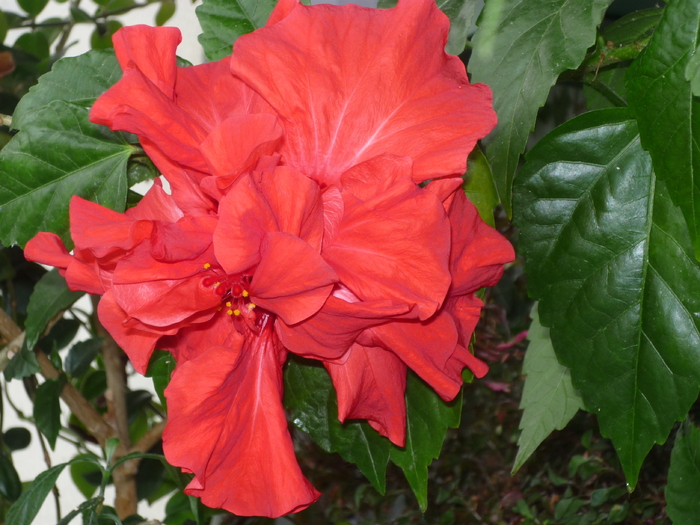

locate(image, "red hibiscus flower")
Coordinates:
25 0 513 518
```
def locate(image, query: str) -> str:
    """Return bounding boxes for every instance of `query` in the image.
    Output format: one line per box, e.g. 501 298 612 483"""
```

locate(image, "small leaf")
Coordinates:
33 377 64 449
438 0 480 56
24 269 83 350
196 0 276 61
69 6 92 23
0 101 132 248
65 338 102 377
37 317 81 354
626 0 700 259
0 453 21 501
90 21 123 50
469 0 612 214
512 304 584 473
17 0 49 17
105 437 120 465
56 497 103 525
4 339 40 381
0 11 8 44
601 7 663 46
514 108 700 489
284 358 391 494
5 462 69 525
69 455 102 499
390 372 462 511
146 350 175 408
666 420 700 525
156 0 176 26
463 145 499 227
3 427 31 451
14 32 50 60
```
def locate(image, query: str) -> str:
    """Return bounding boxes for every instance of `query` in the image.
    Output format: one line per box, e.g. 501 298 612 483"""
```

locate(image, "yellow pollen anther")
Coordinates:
247 303 256 311
214 282 221 287
226 309 233 315
203 263 211 269
233 309 242 316
242 290 249 297
225 301 232 307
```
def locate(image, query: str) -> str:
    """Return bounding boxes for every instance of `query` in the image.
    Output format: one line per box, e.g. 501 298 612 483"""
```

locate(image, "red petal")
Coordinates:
199 114 283 182
112 26 180 99
214 174 277 274
325 343 407 446
24 232 73 271
231 0 496 186
163 337 319 517
125 179 183 223
276 294 413 360
250 232 336 325
447 191 515 295
97 290 175 374
371 311 461 400
324 174 451 319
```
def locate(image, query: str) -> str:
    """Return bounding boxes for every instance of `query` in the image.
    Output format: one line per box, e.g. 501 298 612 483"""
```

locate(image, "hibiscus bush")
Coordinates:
0 0 699 523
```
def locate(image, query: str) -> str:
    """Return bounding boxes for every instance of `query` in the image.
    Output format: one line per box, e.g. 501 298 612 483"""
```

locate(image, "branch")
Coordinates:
132 420 167 455
559 36 652 83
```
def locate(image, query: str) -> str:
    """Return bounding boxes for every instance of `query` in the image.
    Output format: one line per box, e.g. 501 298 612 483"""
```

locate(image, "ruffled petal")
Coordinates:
24 232 74 272
250 232 337 325
231 0 496 186
325 343 407 446
276 294 413 360
371 311 461 401
323 171 451 319
163 336 319 517
125 179 183 223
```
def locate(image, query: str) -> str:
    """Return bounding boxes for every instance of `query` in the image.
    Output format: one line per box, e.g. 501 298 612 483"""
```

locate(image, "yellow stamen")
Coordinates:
242 290 249 297
225 301 232 307
247 303 256 311
203 263 211 269
233 309 241 316
214 282 221 287
226 309 233 315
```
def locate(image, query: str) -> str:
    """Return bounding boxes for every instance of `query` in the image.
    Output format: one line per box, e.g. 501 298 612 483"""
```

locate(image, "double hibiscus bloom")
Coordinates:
25 0 514 518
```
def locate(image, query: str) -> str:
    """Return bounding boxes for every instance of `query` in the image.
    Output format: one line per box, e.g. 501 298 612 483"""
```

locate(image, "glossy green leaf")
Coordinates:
469 0 611 214
196 0 276 61
685 48 700 97
4 427 31 451
147 350 176 408
34 377 64 449
439 0 479 55
65 338 102 377
513 108 700 489
626 0 700 260
12 50 120 131
37 317 81 354
24 269 83 351
0 101 132 248
0 453 21 501
389 372 461 511
156 0 176 26
284 358 391 493
463 145 498 227
5 462 67 525
666 420 700 525
512 304 583 473
3 339 40 381
17 0 49 17
601 7 663 47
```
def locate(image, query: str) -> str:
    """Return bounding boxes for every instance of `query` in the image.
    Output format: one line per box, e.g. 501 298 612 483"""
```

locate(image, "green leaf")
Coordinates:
284 358 391 494
0 101 132 248
4 427 32 451
513 108 700 489
5 462 68 525
69 455 102 499
666 420 700 525
389 372 461 511
14 32 49 60
439 0 480 56
583 63 628 111
3 339 40 381
512 304 583 473
463 145 499 227
56 497 103 525
0 11 8 44
91 21 123 50
65 338 102 377
156 0 176 26
685 48 700 97
146 350 176 408
196 0 276 61
626 0 700 260
12 50 121 131
469 0 611 215
24 269 83 350
37 317 81 354
601 7 663 47
17 0 49 17
34 377 64 449
0 453 21 501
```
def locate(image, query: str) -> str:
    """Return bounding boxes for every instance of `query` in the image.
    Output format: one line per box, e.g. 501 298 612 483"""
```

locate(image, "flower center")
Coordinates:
201 263 262 330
